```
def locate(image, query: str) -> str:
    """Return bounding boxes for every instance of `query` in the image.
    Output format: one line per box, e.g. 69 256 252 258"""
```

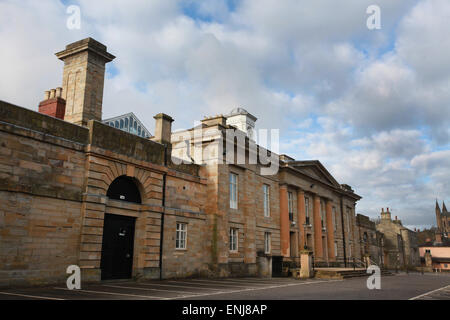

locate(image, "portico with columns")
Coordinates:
278 159 361 267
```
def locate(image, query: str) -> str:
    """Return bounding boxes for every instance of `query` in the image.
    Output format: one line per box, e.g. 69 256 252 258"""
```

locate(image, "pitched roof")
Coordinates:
281 160 361 200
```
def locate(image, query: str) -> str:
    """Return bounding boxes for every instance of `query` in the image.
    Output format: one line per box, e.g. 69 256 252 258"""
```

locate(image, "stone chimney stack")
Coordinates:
381 207 391 220
55 38 115 126
38 87 66 120
153 113 174 146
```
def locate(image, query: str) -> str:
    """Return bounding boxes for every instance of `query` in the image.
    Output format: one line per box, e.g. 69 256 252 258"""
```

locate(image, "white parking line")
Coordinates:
409 284 450 300
194 278 297 285
169 279 343 300
187 279 278 286
135 282 224 291
168 280 254 288
237 277 298 282
0 291 65 300
53 287 167 300
102 284 200 295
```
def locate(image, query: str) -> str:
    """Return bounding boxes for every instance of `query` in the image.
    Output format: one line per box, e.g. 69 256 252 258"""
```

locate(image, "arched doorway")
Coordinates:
101 176 142 280
106 176 142 204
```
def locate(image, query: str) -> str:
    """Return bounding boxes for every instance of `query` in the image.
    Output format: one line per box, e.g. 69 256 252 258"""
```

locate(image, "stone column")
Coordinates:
279 185 290 257
299 250 314 278
326 200 335 261
313 195 323 259
297 190 306 251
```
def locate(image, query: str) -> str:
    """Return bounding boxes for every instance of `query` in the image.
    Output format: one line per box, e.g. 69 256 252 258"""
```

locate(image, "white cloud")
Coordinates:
0 0 448 228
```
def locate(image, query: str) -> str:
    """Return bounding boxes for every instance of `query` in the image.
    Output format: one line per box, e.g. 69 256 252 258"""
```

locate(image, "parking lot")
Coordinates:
0 273 449 300
0 277 334 300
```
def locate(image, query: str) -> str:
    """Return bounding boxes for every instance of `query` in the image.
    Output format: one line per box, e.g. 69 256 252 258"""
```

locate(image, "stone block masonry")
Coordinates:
0 99 208 287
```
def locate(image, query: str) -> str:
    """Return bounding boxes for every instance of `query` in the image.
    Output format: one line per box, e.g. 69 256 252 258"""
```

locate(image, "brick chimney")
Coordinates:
38 87 66 119
55 38 115 126
153 113 174 146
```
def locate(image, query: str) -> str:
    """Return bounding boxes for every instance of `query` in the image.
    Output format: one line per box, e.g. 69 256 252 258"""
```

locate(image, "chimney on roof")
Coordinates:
201 115 227 127
153 113 174 146
381 207 391 220
55 38 115 126
38 87 66 120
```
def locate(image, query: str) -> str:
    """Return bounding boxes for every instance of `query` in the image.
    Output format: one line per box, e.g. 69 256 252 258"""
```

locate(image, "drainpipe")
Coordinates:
159 145 168 280
340 195 347 267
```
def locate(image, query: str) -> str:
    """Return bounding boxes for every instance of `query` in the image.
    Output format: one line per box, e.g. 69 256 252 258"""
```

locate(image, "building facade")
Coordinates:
1 38 363 287
355 214 385 266
375 208 420 269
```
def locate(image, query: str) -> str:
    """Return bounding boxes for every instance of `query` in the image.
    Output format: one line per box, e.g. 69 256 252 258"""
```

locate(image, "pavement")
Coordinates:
0 272 449 300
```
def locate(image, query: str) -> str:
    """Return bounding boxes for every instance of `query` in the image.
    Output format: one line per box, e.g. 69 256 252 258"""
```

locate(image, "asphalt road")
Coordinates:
0 272 449 300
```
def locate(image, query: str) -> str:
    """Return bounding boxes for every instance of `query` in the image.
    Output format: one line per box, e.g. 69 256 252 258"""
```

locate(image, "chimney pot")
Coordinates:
44 91 50 100
56 87 62 98
50 89 56 99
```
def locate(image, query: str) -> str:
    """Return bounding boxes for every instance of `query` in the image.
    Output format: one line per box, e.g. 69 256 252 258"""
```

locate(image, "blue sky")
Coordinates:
0 0 449 229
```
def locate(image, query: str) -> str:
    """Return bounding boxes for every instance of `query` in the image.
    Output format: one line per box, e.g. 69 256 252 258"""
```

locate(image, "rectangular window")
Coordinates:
320 200 326 228
230 228 238 252
264 232 271 254
229 173 238 209
263 184 270 217
288 192 294 221
346 208 351 233
332 206 337 231
305 196 310 225
176 223 187 249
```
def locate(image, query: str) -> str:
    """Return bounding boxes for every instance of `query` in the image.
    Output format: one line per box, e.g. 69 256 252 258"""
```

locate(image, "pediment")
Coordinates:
289 161 341 188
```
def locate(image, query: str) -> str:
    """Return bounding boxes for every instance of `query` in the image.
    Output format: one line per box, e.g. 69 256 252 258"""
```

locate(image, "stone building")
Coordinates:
0 38 363 286
355 214 384 266
375 208 419 269
0 38 210 286
171 111 362 274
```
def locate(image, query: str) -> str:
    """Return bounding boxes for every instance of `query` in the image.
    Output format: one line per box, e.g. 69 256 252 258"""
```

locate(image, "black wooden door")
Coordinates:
100 214 136 280
272 256 283 277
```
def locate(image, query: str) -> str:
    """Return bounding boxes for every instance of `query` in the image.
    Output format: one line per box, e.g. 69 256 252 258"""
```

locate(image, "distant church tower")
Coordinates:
435 200 449 244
